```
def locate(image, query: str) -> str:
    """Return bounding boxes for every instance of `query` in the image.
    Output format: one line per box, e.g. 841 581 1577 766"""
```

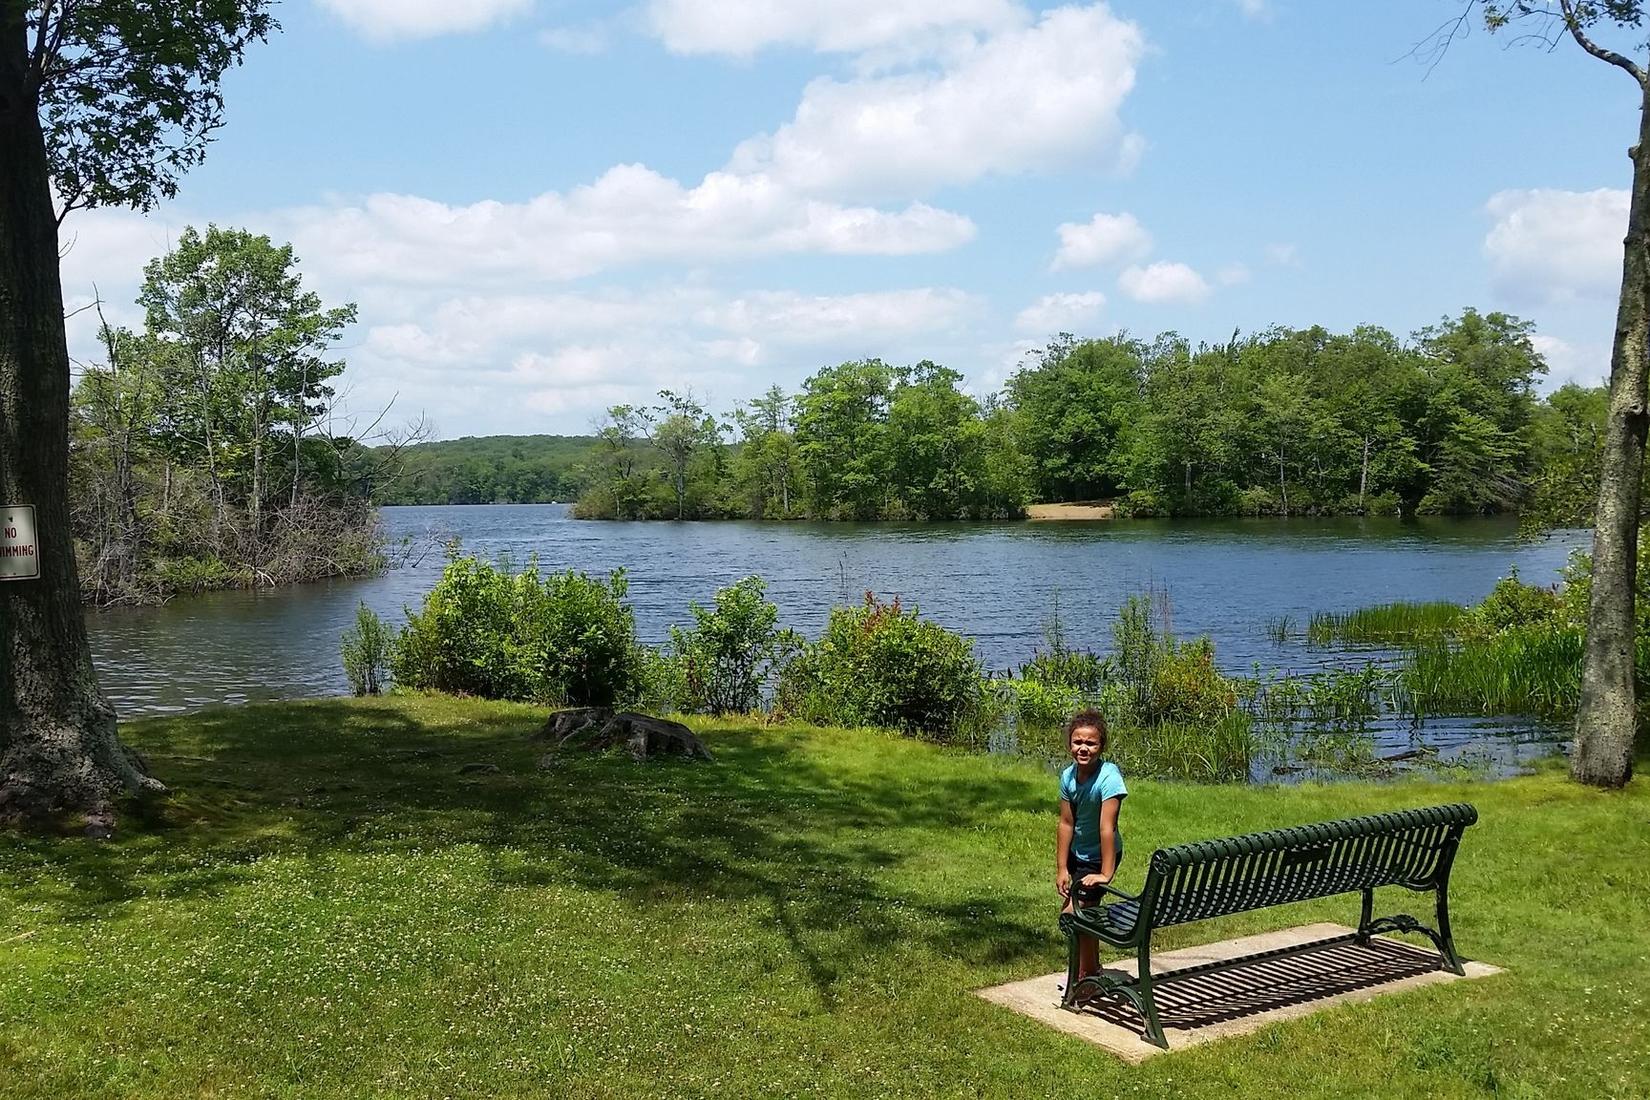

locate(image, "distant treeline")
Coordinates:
371 309 1607 523
370 435 593 505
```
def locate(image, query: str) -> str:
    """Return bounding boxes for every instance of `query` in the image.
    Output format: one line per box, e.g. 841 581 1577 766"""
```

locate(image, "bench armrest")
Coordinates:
1074 882 1139 910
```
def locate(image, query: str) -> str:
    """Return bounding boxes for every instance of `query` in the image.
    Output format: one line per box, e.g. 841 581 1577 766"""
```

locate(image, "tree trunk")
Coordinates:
1277 441 1289 517
250 428 262 562
197 353 225 545
0 13 163 825
1359 435 1370 511
1573 83 1650 790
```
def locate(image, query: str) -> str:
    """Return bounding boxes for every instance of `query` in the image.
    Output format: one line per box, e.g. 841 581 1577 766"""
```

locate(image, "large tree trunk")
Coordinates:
0 13 162 824
1572 81 1650 790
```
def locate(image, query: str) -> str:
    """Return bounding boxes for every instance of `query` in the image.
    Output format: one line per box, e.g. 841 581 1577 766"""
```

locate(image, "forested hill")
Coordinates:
371 435 595 505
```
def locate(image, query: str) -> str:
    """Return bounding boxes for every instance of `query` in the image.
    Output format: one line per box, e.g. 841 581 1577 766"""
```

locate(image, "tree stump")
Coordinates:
541 708 713 762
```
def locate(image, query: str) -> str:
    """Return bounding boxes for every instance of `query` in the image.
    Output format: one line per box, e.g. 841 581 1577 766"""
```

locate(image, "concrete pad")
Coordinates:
975 922 1503 1063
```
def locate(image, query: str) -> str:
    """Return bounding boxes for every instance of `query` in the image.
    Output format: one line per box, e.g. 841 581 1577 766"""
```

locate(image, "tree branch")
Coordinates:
1559 0 1647 83
28 1 52 87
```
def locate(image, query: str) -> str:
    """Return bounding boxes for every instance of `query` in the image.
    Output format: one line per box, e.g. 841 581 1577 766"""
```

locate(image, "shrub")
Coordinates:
777 593 986 738
999 676 1081 729
1109 593 1240 727
391 553 528 699
632 645 690 714
153 556 253 593
669 576 799 714
1147 638 1239 724
391 551 641 706
1116 489 1166 517
522 568 643 707
1019 648 1109 692
1106 713 1255 783
340 602 391 696
1237 487 1277 516
1463 568 1564 634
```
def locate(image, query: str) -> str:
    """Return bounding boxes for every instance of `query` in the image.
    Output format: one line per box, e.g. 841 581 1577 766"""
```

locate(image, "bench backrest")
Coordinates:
1140 803 1477 930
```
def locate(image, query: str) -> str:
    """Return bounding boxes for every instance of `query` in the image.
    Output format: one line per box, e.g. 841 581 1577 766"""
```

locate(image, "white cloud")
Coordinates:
56 5 1156 434
315 0 533 41
1014 291 1106 333
1051 211 1152 270
274 168 974 287
1234 0 1270 20
696 289 974 345
1484 188 1625 306
53 201 987 434
644 0 1026 56
1117 261 1210 305
726 5 1147 199
1530 333 1609 388
1264 242 1299 266
1216 262 1251 286
539 24 609 54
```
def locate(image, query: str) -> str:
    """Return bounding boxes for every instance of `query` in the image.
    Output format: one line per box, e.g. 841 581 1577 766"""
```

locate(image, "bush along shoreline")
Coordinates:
345 548 1612 783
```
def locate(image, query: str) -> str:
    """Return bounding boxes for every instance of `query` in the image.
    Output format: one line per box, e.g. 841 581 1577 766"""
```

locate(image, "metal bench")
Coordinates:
1058 803 1478 1048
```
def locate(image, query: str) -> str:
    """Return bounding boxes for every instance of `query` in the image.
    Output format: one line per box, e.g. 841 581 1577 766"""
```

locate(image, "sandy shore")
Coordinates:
1023 501 1115 520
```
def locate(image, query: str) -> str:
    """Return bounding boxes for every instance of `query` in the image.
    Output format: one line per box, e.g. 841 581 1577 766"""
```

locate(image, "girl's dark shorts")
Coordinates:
1067 851 1123 906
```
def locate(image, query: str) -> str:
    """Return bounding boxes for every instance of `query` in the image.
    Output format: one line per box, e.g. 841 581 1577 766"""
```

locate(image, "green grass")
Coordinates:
1 696 1647 1098
1306 601 1467 646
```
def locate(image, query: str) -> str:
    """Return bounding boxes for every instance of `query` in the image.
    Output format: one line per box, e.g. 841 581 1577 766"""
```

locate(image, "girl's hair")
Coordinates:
1064 707 1108 752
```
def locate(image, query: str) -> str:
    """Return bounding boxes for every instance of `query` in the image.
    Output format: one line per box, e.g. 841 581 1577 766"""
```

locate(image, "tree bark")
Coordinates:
1572 80 1650 790
0 10 162 824
1359 435 1370 511
1277 440 1289 517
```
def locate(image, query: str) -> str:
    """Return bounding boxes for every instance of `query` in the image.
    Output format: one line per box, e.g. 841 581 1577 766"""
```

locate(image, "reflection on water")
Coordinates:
87 505 1588 772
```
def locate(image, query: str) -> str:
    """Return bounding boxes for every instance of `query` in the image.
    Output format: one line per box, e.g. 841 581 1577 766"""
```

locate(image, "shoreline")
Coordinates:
1023 501 1115 520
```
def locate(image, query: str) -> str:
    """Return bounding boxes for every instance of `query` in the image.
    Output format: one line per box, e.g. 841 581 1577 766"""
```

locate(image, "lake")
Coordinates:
87 505 1589 769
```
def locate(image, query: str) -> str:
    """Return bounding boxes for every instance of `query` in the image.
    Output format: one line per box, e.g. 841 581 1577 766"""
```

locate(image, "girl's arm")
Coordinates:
1056 799 1075 896
1095 796 1121 883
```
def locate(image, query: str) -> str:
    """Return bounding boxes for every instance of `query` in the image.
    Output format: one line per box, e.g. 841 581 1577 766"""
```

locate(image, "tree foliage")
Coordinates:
30 1 277 214
566 308 1589 522
70 226 380 603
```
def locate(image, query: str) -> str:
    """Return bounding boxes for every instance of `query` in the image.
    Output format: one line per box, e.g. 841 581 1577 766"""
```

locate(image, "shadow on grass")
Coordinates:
0 699 1057 1003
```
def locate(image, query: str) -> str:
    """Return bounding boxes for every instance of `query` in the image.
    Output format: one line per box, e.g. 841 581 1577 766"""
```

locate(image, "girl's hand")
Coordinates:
1056 870 1072 897
1079 873 1110 888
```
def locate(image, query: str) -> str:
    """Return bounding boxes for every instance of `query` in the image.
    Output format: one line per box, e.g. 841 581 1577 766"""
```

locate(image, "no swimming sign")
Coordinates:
1 506 39 581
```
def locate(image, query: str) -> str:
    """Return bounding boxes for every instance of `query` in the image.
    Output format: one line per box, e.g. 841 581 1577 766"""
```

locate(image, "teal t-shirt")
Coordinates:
1060 760 1127 863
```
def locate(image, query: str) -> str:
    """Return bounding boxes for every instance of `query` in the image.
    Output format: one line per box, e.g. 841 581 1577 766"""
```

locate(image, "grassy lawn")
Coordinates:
1 696 1646 1098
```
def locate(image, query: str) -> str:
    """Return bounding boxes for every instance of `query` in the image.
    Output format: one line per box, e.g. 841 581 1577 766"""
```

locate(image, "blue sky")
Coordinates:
60 0 1638 439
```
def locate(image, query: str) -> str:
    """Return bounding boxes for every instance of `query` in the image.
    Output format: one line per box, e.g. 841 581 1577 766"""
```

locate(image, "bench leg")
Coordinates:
1135 938 1168 1049
1356 886 1375 945
1434 882 1465 976
1060 917 1082 1009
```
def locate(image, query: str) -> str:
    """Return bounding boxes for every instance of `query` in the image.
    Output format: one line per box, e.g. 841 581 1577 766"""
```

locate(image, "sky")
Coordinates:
58 0 1641 441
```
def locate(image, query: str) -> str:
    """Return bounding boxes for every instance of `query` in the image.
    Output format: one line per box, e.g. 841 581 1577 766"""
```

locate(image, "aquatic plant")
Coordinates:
1306 601 1466 645
1401 629 1584 719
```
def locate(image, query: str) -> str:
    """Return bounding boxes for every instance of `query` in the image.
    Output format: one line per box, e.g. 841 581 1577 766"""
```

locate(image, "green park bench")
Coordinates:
1058 803 1479 1049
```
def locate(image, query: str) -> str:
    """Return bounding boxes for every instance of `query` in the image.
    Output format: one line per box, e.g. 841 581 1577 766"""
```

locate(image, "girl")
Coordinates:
1055 707 1126 986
